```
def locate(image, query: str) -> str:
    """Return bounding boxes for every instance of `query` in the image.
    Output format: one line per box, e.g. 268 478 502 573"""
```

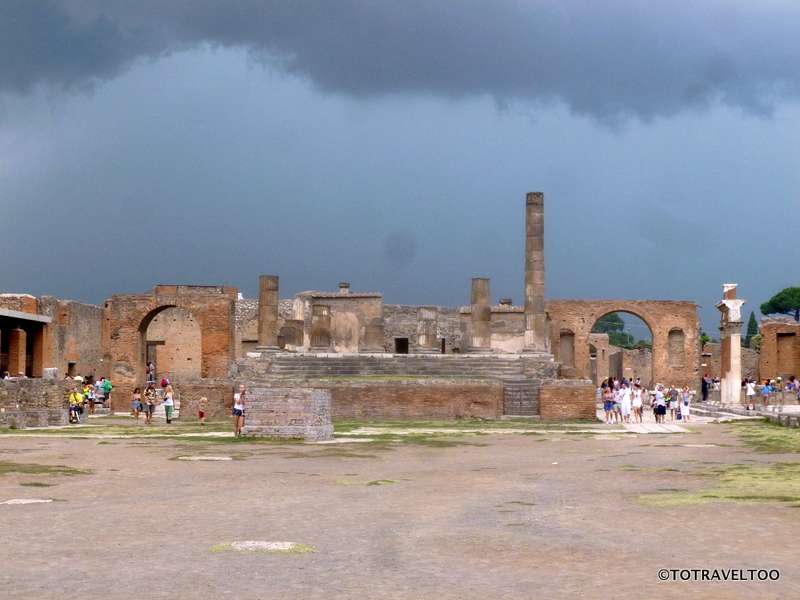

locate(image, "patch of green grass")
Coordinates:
20 481 56 487
638 462 800 507
366 479 396 486
0 461 91 477
732 420 800 453
507 500 536 506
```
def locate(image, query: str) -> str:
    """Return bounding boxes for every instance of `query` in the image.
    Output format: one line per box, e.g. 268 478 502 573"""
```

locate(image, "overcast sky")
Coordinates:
2 1 800 332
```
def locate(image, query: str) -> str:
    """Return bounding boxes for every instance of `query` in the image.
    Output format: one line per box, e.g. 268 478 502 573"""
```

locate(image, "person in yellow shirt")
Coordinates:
68 389 84 424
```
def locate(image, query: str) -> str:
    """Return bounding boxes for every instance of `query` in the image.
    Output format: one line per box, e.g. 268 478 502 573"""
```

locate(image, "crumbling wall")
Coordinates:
759 320 800 380
39 297 104 379
383 305 463 352
538 380 596 420
0 379 69 428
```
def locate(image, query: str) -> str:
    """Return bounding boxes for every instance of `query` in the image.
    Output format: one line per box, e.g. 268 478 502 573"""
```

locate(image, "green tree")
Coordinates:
761 287 800 322
699 330 712 347
744 311 759 347
592 313 625 334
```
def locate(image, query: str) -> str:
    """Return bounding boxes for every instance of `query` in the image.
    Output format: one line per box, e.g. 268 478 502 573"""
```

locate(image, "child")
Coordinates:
198 396 208 426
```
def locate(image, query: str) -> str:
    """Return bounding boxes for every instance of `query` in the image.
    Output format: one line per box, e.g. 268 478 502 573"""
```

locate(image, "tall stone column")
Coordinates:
524 192 548 351
716 284 745 406
470 278 491 351
8 328 27 376
257 275 280 351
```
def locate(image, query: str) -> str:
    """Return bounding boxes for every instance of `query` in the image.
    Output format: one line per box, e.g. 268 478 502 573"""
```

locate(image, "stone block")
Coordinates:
240 386 333 441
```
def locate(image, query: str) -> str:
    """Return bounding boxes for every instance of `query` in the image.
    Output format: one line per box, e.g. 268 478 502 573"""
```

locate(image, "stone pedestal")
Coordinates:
240 386 333 441
257 275 280 351
716 284 745 406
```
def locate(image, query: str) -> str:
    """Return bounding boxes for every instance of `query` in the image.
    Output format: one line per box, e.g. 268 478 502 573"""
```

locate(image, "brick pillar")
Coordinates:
716 284 745 406
31 325 50 377
470 278 491 351
257 275 280 351
524 192 549 351
8 328 27 376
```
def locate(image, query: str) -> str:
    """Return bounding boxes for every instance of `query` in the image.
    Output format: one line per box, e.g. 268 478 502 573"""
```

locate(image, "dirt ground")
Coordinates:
1 420 798 599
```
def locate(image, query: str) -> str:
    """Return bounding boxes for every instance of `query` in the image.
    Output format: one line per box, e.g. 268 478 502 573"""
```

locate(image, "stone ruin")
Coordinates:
0 191 703 424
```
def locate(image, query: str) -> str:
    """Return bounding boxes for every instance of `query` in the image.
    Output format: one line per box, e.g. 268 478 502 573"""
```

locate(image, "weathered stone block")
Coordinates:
240 386 333 441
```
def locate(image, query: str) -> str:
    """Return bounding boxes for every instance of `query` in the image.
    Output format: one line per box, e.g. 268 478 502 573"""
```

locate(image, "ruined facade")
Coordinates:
3 191 703 420
758 318 800 381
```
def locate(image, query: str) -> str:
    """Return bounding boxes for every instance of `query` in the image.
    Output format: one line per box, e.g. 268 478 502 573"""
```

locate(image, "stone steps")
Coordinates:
236 352 557 417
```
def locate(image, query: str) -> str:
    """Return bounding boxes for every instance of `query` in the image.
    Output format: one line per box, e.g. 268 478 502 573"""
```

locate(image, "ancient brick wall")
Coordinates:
174 379 234 420
145 306 202 380
538 380 596 420
0 294 39 314
0 379 70 428
323 378 503 420
240 386 333 441
702 342 759 380
759 320 800 380
38 297 105 379
547 300 699 389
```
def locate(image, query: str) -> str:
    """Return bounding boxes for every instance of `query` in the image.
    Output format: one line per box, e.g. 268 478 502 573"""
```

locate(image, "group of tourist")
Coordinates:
130 376 175 424
600 378 693 425
64 375 113 423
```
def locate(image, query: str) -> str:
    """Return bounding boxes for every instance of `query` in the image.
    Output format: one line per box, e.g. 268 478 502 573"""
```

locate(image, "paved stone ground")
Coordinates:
1 424 798 599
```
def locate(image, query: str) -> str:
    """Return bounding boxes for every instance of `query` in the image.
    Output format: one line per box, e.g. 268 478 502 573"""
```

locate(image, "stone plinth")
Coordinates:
240 386 333 441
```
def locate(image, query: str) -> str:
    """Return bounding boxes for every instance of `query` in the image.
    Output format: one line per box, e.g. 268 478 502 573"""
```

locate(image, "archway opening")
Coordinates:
590 311 653 388
140 306 201 384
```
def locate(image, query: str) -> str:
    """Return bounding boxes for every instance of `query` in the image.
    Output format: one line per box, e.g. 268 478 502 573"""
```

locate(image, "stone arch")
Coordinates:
141 305 202 381
104 285 237 410
546 299 699 389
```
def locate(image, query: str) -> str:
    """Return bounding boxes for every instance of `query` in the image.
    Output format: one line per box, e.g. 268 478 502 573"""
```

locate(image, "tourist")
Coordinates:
146 362 156 385
102 377 113 409
131 387 143 422
745 378 756 410
701 374 710 402
233 383 246 437
654 385 667 424
786 376 797 392
68 387 84 424
668 385 679 421
143 383 157 425
94 377 105 408
198 396 208 426
163 384 175 424
602 383 615 424
82 381 94 415
3 371 10 380
632 383 644 423
761 379 773 407
620 382 632 424
612 382 623 424
679 386 692 422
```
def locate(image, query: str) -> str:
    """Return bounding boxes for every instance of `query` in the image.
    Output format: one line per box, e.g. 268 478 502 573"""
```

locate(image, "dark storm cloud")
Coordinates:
3 1 800 120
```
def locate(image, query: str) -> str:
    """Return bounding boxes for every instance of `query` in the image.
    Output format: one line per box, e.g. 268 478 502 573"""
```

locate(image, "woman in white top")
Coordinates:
620 383 633 424
745 379 756 410
163 384 175 424
679 386 691 422
632 384 644 424
232 383 246 437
